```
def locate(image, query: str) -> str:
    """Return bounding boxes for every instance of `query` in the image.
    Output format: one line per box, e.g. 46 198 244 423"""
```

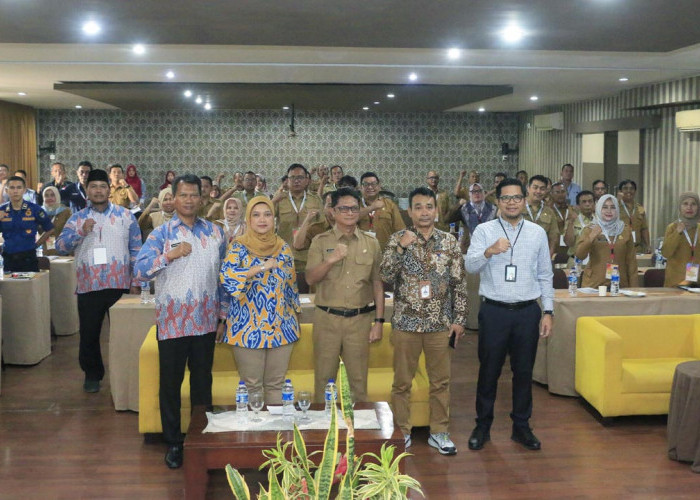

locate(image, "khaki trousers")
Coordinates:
313 309 372 403
232 343 294 405
391 328 452 435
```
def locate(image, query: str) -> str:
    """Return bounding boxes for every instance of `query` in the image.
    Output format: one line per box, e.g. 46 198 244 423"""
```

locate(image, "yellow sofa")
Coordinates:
575 314 700 417
139 323 430 434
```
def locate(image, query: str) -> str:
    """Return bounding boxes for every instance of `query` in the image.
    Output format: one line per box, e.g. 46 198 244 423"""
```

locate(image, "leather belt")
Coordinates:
482 298 537 310
316 304 376 318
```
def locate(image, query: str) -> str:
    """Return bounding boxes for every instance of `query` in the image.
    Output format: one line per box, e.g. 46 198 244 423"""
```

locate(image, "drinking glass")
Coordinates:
297 391 312 423
249 392 264 422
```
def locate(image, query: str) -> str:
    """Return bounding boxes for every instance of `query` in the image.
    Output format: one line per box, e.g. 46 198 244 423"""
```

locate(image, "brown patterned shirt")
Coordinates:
381 228 469 332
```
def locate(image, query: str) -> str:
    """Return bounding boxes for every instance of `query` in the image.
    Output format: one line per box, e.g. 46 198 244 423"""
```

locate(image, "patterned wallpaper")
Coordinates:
36 109 519 199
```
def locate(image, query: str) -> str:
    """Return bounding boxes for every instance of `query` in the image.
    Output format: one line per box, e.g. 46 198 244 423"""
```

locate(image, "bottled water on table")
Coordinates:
324 378 337 416
140 282 150 304
0 254 4 280
236 380 249 415
610 268 620 296
568 266 578 296
282 379 295 419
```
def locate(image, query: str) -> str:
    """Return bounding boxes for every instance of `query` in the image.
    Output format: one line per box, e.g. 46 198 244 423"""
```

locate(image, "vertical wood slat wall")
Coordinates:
518 75 700 241
0 101 38 187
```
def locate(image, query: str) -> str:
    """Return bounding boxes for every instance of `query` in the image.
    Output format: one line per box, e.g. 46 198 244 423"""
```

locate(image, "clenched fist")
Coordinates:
329 243 348 263
167 242 192 261
588 225 603 240
399 230 417 249
485 237 510 257
370 199 385 211
82 219 97 234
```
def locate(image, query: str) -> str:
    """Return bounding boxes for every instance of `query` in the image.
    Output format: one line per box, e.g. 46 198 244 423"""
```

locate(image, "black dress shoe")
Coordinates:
511 426 541 450
468 426 490 450
165 444 183 469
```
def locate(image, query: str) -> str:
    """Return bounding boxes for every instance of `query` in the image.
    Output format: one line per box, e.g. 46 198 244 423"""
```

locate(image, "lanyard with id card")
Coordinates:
683 226 699 281
93 226 108 265
498 219 524 282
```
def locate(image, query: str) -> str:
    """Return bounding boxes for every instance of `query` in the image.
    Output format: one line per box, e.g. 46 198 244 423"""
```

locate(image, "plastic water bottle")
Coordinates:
282 379 295 419
0 254 4 280
324 379 337 416
568 266 578 296
36 245 43 257
610 268 620 296
236 380 249 415
140 282 150 304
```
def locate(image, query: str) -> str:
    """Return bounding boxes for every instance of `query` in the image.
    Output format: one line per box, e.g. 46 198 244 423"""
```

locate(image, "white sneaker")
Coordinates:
428 432 457 455
404 433 412 449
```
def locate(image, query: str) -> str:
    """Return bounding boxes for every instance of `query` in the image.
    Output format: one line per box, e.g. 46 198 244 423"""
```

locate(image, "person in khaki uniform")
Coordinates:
618 179 650 252
564 190 595 266
108 164 139 208
275 164 323 273
575 194 638 288
197 176 217 220
426 170 451 232
661 192 700 287
523 175 559 257
293 191 334 251
550 181 577 262
357 171 405 250
306 187 385 403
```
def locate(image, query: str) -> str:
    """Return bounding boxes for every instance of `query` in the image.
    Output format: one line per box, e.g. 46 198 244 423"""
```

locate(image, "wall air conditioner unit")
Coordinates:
675 109 700 132
534 112 564 131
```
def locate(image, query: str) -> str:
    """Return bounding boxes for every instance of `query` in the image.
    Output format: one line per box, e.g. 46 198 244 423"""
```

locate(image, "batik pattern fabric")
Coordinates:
56 203 141 293
220 242 301 349
134 214 229 340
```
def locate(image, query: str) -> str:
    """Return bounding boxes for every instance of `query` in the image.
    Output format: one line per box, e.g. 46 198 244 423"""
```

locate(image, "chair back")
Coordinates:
643 268 665 288
553 268 568 289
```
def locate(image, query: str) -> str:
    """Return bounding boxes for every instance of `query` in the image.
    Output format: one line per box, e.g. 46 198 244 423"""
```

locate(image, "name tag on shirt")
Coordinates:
686 263 699 282
93 247 108 265
559 234 566 247
605 263 619 279
419 281 432 300
631 231 637 243
505 264 517 282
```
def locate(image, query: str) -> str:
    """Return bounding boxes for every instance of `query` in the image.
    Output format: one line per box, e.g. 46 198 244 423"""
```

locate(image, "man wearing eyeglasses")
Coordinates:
523 175 560 258
358 172 405 250
425 171 451 232
275 163 323 274
465 178 554 452
306 187 385 404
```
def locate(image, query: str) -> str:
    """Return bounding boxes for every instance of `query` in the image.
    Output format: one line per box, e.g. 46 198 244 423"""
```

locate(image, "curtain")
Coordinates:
0 100 38 189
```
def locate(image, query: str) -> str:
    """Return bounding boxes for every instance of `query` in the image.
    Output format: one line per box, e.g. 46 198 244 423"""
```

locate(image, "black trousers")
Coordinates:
475 301 541 430
77 289 126 381
158 332 216 446
3 249 39 272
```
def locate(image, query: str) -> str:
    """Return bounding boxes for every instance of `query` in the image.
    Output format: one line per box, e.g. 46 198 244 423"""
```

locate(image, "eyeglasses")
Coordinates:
288 175 307 182
469 189 483 194
361 181 379 188
335 205 360 213
499 195 524 203
427 176 439 180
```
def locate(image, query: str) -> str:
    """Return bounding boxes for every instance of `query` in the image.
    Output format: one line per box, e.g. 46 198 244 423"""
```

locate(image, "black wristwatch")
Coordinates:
374 317 385 323
543 310 554 317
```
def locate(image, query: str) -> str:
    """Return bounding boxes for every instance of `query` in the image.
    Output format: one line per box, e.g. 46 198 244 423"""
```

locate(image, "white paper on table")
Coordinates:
684 288 700 293
203 409 381 433
299 297 312 304
52 258 72 263
267 405 284 415
576 288 600 294
619 290 646 297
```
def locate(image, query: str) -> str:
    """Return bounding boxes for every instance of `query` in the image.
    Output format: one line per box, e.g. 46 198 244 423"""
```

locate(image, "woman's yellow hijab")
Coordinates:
234 196 284 257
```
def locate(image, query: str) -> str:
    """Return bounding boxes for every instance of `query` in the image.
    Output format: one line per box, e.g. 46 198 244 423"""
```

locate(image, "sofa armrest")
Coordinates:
138 326 160 433
694 315 700 359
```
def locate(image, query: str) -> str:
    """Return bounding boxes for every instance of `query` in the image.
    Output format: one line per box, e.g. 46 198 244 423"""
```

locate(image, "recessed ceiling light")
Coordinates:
195 96 203 104
478 107 486 112
373 101 380 105
619 77 629 82
500 24 525 43
132 44 146 55
282 106 290 110
408 72 418 81
165 70 175 79
183 90 192 98
530 95 539 101
362 106 370 111
17 92 26 96
204 103 212 110
387 93 395 99
75 105 82 109
82 20 101 36
447 48 461 60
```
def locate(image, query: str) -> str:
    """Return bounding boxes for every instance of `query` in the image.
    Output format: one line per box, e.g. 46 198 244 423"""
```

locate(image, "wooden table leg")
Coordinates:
184 448 208 500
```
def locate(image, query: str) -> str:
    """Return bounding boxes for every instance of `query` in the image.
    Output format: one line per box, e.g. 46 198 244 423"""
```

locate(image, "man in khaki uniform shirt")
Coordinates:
550 181 577 262
275 164 323 273
357 171 405 250
306 187 385 403
196 176 218 220
108 164 139 208
564 190 596 265
426 170 451 232
523 175 559 257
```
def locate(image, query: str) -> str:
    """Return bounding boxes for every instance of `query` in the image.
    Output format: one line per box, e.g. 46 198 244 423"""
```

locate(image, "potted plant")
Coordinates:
225 360 423 499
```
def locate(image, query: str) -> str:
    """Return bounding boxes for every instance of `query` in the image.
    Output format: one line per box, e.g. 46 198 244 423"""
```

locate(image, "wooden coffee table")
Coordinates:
184 402 402 500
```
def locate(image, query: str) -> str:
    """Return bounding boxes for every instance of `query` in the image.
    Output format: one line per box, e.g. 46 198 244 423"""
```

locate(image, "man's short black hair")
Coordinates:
7 175 25 186
287 163 309 176
78 160 93 170
337 175 358 188
360 172 380 184
244 170 256 177
618 179 637 191
173 174 202 196
330 165 343 174
551 181 565 190
409 186 436 207
516 170 528 177
199 175 213 186
576 190 595 204
592 179 606 189
528 174 548 187
281 174 288 182
15 169 27 177
494 172 507 179
330 187 361 208
108 163 123 173
0 164 9 171
561 163 574 171
496 178 526 198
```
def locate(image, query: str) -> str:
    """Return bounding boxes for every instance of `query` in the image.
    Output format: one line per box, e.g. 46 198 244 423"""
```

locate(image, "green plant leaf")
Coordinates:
315 392 338 500
337 360 354 425
225 464 251 500
293 423 308 466
266 467 287 500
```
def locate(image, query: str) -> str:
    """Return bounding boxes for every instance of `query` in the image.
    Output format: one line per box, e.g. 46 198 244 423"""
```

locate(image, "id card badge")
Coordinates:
559 234 566 247
93 247 108 265
419 281 433 300
505 264 517 282
605 263 619 279
631 231 637 243
685 263 699 282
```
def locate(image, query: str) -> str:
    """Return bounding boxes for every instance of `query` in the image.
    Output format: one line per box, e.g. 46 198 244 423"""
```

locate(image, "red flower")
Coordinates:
333 455 348 483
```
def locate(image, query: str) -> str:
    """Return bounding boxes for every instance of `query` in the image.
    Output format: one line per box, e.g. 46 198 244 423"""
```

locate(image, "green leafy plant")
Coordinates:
225 360 423 499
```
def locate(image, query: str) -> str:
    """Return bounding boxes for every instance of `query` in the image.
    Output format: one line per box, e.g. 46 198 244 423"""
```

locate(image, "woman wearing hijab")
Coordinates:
40 185 71 255
661 192 700 287
160 170 175 191
219 196 301 404
125 164 147 204
138 188 175 241
575 194 638 288
216 197 246 244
